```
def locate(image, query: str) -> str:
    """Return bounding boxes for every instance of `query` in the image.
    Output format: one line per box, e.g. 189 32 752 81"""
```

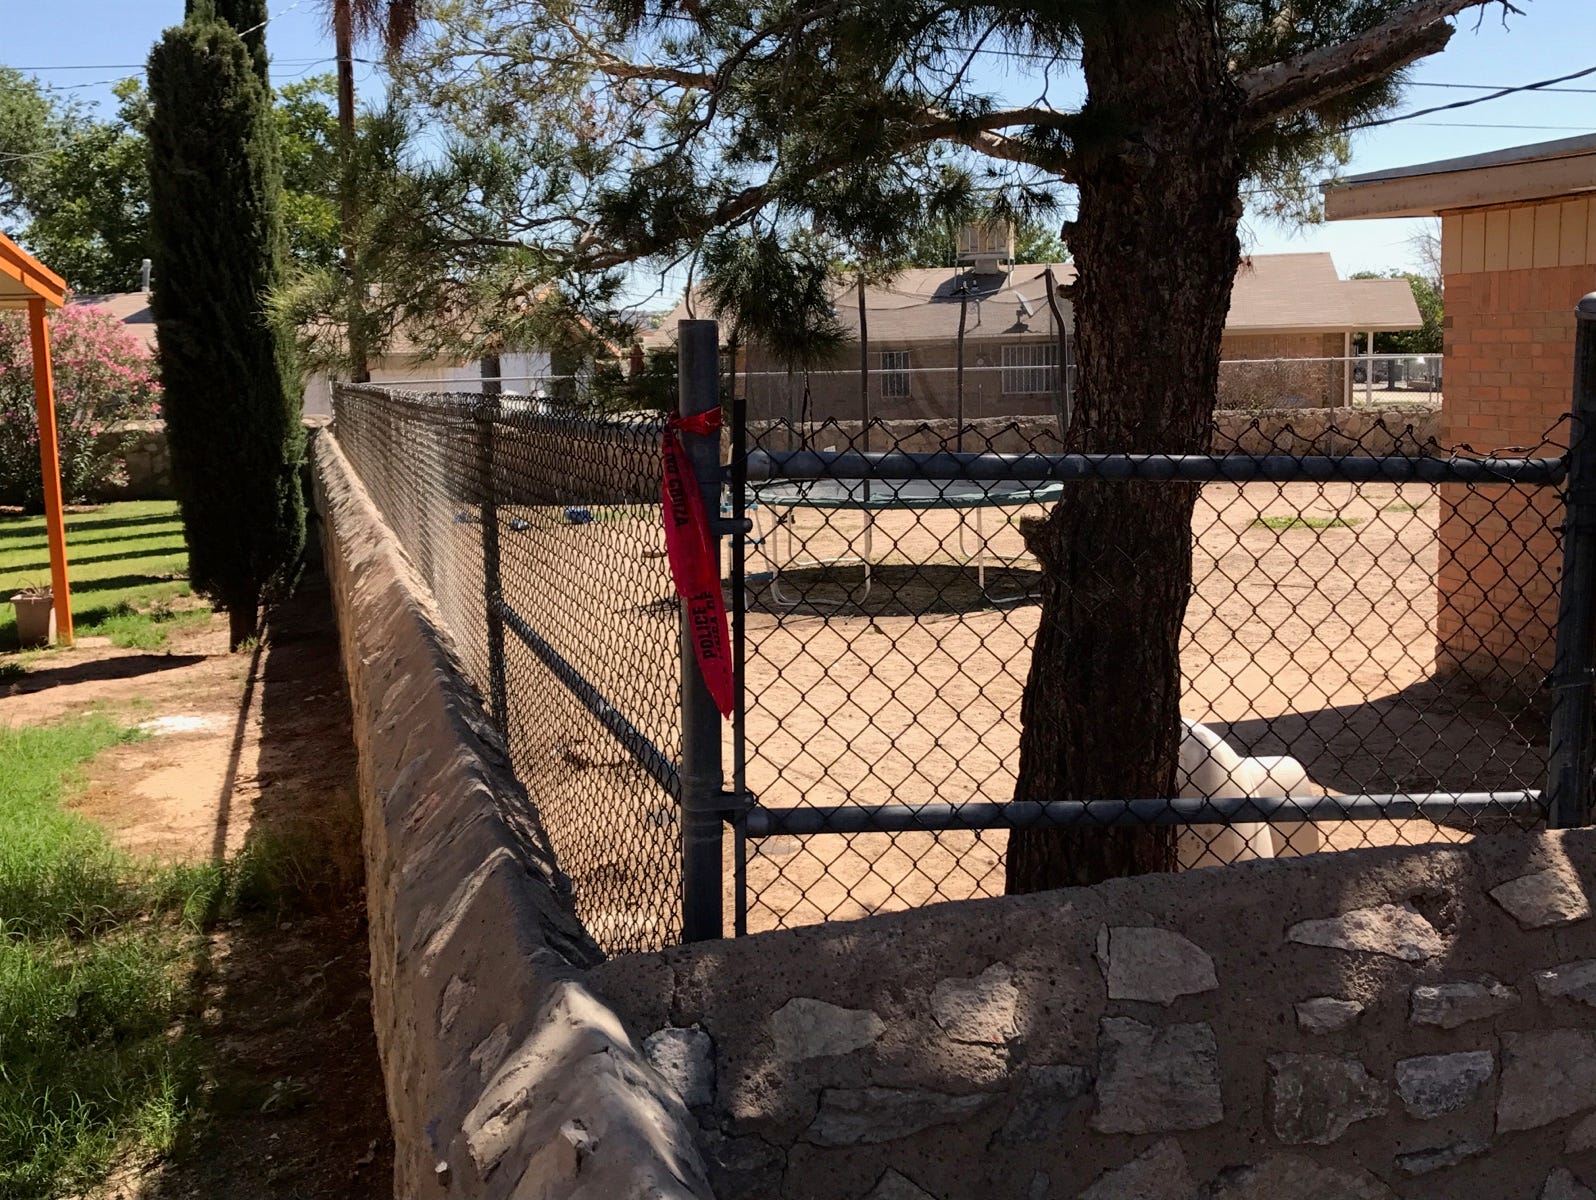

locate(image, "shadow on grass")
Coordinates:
4 545 190 573
0 512 181 540
58 573 187 597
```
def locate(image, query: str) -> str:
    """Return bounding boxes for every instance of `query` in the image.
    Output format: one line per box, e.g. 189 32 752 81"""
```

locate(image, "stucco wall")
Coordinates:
312 426 713 1200
590 829 1596 1199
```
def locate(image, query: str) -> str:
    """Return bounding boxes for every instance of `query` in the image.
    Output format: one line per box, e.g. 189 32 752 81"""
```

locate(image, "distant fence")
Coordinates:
330 312 1595 955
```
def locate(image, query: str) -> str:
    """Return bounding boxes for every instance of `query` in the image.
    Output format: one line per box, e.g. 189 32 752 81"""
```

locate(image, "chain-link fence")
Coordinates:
731 412 1569 933
329 309 1596 952
334 385 686 953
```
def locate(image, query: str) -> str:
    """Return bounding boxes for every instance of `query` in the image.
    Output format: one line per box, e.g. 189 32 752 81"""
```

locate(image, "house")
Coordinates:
71 290 566 416
1324 134 1596 685
647 252 1420 422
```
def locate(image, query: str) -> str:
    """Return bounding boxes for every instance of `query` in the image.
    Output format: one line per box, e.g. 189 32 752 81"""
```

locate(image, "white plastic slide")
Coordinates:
1176 719 1324 869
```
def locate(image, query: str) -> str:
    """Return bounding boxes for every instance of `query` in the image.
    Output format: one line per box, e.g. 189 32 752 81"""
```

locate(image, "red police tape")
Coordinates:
661 410 733 716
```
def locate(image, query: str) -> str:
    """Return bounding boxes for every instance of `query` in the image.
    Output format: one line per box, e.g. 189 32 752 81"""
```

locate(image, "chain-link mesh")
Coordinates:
334 385 683 953
735 412 1568 933
329 379 1579 949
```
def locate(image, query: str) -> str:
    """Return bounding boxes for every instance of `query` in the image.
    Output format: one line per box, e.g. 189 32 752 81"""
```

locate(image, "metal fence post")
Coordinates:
1547 293 1596 829
476 394 510 734
678 319 726 941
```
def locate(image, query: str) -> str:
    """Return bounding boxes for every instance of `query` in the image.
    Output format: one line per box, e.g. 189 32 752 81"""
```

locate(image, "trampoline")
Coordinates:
749 477 1064 607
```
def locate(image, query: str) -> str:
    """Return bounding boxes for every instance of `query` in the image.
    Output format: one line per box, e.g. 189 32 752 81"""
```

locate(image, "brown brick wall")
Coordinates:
1436 256 1594 681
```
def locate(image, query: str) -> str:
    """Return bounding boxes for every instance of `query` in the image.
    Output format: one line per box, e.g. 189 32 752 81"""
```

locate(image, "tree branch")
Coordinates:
1239 0 1519 125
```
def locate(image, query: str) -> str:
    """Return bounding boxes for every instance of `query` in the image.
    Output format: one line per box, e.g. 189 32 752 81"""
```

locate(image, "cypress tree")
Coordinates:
147 2 305 650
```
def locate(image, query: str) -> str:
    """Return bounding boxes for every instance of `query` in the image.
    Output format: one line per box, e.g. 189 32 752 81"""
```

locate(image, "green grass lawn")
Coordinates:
0 713 330 1198
0 716 200 1198
0 501 208 652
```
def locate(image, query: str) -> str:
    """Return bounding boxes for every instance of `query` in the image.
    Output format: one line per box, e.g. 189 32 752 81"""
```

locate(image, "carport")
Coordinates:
1 231 75 644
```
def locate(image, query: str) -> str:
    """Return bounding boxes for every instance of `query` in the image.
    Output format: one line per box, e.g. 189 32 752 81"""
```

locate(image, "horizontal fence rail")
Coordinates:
741 792 1546 837
743 449 1568 485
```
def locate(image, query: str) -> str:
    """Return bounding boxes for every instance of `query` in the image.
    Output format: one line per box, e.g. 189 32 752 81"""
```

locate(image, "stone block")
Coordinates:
1077 1139 1194 1200
863 1169 938 1200
991 1064 1093 1146
1409 979 1519 1028
932 963 1019 1044
1395 1051 1494 1118
1543 1168 1596 1200
1489 869 1592 929
1566 1111 1596 1153
1268 1053 1388 1146
804 1087 995 1147
1498 1029 1596 1132
767 997 885 1060
1295 997 1364 1034
1092 1018 1222 1134
1097 926 1218 1006
1206 1154 1394 1199
1395 1138 1489 1176
644 1026 715 1108
1534 959 1596 1007
1287 902 1444 961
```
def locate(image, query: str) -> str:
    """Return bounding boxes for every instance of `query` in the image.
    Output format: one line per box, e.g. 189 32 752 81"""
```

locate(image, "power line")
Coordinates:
1401 121 1596 130
1351 63 1596 130
12 59 331 71
1409 80 1596 94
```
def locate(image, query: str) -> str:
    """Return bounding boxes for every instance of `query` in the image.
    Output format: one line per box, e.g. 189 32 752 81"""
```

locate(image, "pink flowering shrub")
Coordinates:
0 305 162 511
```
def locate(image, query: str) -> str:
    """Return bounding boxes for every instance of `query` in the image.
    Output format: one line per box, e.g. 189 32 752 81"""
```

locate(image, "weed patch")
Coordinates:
1253 513 1361 531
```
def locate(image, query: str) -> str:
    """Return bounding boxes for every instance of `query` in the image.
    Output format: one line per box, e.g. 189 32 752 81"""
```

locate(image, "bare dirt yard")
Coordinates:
730 477 1546 932
0 577 392 1199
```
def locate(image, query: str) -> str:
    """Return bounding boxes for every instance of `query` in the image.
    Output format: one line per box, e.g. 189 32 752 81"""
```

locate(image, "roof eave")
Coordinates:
1324 140 1596 221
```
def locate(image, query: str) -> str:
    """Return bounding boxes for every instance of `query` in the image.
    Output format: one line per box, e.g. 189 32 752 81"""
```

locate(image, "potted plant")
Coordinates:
10 583 55 648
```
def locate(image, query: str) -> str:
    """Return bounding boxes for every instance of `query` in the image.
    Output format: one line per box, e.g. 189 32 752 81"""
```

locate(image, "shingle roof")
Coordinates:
646 252 1420 345
70 291 157 350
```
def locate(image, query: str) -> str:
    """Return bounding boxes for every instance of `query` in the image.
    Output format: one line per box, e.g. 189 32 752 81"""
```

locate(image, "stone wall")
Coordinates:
752 405 1441 457
92 420 173 501
312 427 712 1200
590 830 1596 1199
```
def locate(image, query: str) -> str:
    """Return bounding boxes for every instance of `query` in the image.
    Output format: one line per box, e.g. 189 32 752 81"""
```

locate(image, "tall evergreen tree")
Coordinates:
147 1 305 650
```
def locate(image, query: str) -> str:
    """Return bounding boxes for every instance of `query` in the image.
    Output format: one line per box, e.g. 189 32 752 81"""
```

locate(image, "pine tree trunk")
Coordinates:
1005 2 1247 893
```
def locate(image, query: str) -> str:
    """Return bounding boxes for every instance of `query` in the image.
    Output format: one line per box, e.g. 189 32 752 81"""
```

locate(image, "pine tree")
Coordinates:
366 0 1531 890
147 2 305 650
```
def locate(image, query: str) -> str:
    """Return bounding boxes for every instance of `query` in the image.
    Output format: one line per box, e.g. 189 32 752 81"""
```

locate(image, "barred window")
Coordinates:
880 350 911 398
1002 342 1059 394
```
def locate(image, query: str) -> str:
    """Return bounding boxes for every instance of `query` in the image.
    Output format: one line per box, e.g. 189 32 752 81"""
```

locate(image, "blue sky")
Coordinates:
3 0 1593 287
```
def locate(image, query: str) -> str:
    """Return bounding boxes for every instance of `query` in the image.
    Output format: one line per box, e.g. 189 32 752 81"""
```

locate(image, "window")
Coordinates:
1002 343 1059 394
880 350 911 398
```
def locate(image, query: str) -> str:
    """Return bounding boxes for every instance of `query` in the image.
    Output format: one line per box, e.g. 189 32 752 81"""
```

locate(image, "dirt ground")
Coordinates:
0 578 393 1199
